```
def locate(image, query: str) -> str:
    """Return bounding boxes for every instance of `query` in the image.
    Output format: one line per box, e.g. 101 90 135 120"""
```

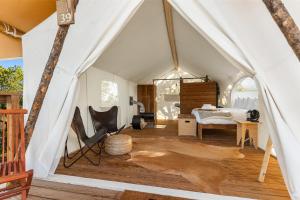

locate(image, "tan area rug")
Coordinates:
128 137 244 194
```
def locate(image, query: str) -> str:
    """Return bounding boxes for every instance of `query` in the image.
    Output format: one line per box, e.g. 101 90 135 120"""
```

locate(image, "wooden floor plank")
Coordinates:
28 180 121 200
120 190 188 200
56 120 290 200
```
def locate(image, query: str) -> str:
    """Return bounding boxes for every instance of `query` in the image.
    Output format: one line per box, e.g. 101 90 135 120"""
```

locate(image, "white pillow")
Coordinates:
201 104 216 110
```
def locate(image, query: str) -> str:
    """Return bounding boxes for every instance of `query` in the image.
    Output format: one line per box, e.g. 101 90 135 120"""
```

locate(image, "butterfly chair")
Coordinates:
0 109 33 200
63 107 108 168
88 106 125 136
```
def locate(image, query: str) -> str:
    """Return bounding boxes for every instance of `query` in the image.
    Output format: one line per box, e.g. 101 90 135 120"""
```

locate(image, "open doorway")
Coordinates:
155 78 180 121
154 69 196 122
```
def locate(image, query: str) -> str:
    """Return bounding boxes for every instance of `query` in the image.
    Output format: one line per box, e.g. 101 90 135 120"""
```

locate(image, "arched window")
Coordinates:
231 77 258 110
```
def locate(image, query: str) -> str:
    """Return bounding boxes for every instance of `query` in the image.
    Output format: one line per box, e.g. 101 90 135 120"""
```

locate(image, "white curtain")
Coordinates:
24 0 143 178
168 0 300 199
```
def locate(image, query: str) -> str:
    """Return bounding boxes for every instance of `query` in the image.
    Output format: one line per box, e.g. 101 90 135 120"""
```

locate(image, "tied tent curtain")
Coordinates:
168 0 300 199
24 0 144 177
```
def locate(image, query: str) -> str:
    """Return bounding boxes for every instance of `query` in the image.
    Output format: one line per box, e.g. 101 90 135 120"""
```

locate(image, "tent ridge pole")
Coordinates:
162 0 179 69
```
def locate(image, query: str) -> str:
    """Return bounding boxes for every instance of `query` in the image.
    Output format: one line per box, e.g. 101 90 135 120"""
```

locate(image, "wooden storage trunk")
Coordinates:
178 114 196 136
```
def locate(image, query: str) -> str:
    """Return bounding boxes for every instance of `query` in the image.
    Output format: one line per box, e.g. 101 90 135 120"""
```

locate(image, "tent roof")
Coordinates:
15 0 300 85
20 0 300 87
92 0 244 85
89 0 300 85
0 0 56 59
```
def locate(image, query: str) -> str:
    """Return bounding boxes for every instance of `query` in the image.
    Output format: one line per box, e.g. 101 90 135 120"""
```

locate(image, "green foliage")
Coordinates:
0 66 23 92
0 65 23 151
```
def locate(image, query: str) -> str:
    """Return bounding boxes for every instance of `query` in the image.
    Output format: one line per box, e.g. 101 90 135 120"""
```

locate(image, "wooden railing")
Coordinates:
0 109 33 199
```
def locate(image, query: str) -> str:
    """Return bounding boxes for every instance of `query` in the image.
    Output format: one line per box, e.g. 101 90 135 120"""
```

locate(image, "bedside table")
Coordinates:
178 114 196 136
236 120 259 149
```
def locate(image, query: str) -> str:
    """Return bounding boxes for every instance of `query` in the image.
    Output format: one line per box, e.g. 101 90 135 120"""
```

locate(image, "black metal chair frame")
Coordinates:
63 107 107 168
89 106 126 136
63 135 104 168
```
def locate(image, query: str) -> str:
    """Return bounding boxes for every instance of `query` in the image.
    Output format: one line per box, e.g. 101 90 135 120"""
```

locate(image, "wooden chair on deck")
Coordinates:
0 109 33 199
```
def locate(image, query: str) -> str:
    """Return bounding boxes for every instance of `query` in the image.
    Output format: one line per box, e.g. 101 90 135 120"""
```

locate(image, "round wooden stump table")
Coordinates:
105 134 132 155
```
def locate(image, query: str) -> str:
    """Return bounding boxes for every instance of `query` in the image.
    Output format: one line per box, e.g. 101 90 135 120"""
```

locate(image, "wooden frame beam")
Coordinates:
263 0 300 61
25 0 78 146
258 137 273 182
162 0 179 69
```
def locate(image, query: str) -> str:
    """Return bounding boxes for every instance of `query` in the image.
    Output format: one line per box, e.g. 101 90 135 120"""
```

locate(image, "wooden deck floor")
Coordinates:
28 180 183 200
56 121 290 200
28 179 121 200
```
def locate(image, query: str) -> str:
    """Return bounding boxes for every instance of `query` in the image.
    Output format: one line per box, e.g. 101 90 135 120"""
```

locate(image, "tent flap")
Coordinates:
24 0 144 177
168 0 300 199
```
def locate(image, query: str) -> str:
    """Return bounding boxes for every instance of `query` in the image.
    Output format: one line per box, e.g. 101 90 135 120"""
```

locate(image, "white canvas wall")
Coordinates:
23 0 143 177
67 67 137 153
169 0 300 198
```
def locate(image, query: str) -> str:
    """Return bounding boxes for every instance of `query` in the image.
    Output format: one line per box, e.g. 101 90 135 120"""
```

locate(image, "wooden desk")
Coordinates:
236 120 259 149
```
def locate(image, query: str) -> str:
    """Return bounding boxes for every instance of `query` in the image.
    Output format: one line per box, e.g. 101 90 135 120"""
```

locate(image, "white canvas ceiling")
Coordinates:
93 0 173 83
92 0 245 86
172 10 244 85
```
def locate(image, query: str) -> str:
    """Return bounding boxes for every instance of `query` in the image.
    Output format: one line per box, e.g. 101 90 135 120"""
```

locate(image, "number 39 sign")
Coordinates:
56 0 76 25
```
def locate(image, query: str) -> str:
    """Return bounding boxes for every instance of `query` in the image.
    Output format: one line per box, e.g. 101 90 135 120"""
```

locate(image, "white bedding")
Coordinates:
191 108 247 124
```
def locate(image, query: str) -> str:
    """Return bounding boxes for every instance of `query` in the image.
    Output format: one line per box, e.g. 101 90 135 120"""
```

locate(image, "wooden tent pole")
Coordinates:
25 0 78 145
260 0 300 181
258 137 273 182
263 0 300 61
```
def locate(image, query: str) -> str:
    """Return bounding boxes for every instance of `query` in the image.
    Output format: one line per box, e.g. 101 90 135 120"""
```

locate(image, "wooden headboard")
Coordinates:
180 80 218 114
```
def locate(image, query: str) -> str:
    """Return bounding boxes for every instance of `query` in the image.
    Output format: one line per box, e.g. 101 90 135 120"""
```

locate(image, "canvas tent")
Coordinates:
23 0 300 199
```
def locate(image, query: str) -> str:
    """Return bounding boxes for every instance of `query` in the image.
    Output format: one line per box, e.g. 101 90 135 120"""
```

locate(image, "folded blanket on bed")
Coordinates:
194 109 232 119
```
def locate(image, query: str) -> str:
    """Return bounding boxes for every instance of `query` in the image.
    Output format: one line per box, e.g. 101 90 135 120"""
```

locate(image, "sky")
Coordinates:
0 58 23 68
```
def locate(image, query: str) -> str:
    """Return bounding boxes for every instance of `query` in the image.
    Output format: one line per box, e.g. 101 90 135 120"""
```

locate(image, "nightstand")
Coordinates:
236 120 259 149
178 114 196 136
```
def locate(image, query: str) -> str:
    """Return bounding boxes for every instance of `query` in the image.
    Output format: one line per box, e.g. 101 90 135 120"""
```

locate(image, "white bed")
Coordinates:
191 108 247 125
191 108 248 139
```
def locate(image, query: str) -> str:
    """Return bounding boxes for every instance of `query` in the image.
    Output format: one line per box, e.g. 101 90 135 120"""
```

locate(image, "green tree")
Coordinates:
0 65 23 150
0 66 23 92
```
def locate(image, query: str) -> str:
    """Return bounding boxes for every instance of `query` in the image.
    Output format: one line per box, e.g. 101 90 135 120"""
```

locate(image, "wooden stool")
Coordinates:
236 121 259 149
105 134 132 155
